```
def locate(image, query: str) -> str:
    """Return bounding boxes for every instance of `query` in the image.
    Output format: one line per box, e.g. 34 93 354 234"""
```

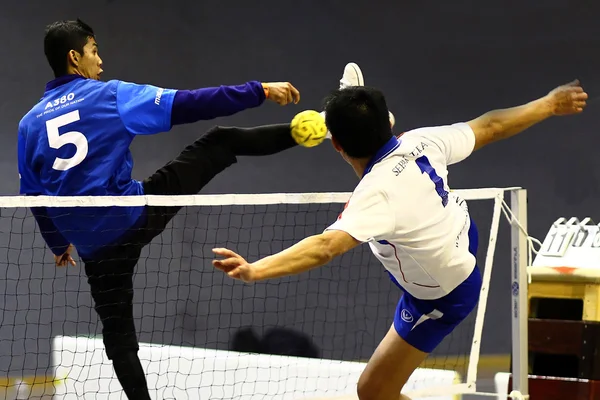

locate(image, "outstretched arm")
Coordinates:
212 230 360 282
116 81 300 135
213 187 391 282
468 80 588 151
171 81 300 125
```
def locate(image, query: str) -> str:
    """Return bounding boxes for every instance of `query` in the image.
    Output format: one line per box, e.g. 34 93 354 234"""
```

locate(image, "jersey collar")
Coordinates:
45 74 86 92
363 136 401 176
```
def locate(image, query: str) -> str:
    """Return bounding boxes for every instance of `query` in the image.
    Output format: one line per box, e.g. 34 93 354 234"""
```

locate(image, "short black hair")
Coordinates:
44 19 95 77
323 86 393 159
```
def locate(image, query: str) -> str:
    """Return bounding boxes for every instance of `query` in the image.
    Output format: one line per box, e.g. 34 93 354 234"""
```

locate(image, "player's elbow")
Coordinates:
314 235 337 265
317 231 358 264
470 115 504 151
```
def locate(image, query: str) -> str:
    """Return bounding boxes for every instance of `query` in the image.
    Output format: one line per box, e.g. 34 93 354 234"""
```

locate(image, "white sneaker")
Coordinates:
338 62 395 128
339 62 364 88
322 63 363 139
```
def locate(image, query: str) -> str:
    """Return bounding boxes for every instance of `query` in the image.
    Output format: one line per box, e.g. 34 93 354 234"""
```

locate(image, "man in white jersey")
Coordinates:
213 63 588 400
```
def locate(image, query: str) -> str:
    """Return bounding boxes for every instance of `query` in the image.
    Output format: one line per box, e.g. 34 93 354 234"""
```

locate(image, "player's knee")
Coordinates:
197 125 239 155
203 125 234 143
356 374 383 400
204 125 222 136
100 317 139 360
357 371 407 400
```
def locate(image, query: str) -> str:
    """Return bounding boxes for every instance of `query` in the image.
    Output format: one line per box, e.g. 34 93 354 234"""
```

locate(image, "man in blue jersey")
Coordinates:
18 19 305 399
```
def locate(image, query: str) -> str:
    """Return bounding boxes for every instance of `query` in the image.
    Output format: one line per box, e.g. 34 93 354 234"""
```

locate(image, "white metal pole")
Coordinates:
510 189 529 398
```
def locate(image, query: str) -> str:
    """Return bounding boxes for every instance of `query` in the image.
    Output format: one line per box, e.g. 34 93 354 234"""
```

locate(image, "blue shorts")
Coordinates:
390 219 482 353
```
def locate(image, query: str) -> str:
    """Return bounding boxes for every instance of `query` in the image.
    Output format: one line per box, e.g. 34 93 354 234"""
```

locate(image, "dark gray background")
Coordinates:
0 0 599 386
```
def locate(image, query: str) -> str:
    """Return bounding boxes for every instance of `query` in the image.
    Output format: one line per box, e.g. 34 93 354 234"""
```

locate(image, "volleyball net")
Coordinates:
0 187 529 399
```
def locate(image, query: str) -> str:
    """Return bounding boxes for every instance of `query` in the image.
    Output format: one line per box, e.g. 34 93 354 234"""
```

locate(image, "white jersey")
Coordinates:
326 123 477 300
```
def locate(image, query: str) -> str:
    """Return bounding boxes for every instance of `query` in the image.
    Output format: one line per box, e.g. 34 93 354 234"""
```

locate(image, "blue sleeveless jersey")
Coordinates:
18 76 177 258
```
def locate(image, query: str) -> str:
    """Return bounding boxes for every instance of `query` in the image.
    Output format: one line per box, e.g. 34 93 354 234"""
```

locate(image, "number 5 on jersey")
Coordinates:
46 110 88 171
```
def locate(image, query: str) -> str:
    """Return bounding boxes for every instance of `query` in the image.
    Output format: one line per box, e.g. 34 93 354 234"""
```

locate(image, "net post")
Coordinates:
510 189 529 398
465 194 503 391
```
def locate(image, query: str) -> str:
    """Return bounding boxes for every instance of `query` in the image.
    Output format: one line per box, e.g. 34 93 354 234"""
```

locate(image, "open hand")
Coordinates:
54 244 76 267
547 80 588 115
264 82 300 105
212 248 257 283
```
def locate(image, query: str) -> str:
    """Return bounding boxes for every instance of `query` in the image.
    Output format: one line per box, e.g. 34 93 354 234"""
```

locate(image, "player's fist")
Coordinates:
212 248 257 283
546 79 588 116
54 244 76 267
263 82 300 105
